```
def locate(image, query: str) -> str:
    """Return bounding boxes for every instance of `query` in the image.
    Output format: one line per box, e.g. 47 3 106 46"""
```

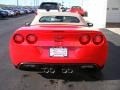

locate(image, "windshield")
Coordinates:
39 16 80 23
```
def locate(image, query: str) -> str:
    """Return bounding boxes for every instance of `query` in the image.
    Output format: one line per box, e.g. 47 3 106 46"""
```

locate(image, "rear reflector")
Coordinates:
26 34 37 44
79 35 90 45
93 35 103 45
13 34 24 44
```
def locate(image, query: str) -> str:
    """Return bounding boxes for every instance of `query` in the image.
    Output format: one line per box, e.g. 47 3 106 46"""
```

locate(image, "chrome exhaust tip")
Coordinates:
44 68 49 73
62 69 67 74
67 69 73 74
49 68 55 74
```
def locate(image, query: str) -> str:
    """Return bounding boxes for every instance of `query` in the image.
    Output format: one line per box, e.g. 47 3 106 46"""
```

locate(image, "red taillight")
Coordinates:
13 34 24 44
79 35 90 45
93 35 103 45
26 34 37 44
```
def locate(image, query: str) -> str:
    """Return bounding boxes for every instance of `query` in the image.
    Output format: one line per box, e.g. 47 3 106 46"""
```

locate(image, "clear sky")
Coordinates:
0 0 83 7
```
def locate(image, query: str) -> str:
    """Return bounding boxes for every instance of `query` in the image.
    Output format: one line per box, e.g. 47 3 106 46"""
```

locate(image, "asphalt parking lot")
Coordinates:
0 14 120 90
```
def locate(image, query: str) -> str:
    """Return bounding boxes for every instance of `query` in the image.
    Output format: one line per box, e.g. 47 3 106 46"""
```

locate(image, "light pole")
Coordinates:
34 0 35 7
17 0 19 7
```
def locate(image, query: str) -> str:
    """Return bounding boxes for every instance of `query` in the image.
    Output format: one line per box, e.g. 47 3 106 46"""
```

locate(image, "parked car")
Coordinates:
13 9 21 16
36 2 61 14
9 12 108 74
0 8 8 18
3 9 15 16
70 6 88 16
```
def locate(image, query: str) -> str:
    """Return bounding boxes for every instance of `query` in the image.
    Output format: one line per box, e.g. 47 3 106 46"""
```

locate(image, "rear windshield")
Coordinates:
39 3 58 10
39 16 80 23
72 6 81 9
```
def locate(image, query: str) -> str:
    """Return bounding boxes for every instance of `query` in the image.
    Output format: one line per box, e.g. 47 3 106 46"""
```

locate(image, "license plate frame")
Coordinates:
49 47 68 57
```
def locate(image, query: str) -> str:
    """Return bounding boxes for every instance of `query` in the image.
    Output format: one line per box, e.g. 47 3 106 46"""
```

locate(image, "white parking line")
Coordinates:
107 28 120 35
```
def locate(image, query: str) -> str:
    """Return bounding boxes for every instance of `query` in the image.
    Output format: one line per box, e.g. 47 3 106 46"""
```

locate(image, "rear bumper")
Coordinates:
10 45 108 67
17 63 102 72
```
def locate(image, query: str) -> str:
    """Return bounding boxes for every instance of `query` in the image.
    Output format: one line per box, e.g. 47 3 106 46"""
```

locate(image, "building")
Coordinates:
82 0 120 28
107 0 120 23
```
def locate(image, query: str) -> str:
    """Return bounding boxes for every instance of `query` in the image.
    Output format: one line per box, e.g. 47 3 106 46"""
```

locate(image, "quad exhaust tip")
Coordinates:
62 68 74 74
49 68 55 74
62 69 68 74
44 68 49 73
41 68 74 74
67 68 73 73
18 63 97 74
41 68 56 74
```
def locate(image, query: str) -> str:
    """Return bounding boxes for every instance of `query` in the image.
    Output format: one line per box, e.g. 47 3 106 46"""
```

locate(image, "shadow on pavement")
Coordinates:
0 18 9 20
101 29 120 80
40 71 103 81
102 42 120 80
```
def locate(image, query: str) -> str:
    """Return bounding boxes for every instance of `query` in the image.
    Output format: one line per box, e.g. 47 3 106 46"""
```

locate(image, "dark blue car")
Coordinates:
0 8 8 18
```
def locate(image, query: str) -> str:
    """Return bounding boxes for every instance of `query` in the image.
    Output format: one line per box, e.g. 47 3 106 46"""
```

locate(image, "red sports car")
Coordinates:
9 12 108 74
70 6 88 16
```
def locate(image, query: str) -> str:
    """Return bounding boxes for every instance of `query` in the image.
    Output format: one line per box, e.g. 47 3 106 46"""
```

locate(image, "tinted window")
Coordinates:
72 6 81 9
39 16 80 23
39 3 58 10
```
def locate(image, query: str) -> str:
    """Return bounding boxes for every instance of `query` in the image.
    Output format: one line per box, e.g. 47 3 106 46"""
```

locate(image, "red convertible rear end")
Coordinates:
9 12 108 74
10 25 108 73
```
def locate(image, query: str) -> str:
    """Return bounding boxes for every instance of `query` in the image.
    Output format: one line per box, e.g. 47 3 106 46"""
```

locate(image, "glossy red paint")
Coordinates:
9 25 108 69
70 7 87 16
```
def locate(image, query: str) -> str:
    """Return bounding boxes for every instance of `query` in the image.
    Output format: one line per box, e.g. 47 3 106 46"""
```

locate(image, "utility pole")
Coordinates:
17 0 19 7
35 0 37 7
37 0 39 7
34 0 40 7
34 0 35 7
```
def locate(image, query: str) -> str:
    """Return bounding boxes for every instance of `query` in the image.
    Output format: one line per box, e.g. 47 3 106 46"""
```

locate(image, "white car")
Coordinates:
37 2 62 14
9 10 15 16
3 10 15 16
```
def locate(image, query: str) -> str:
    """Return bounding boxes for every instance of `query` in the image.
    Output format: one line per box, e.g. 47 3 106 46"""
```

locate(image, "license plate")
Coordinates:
50 48 68 57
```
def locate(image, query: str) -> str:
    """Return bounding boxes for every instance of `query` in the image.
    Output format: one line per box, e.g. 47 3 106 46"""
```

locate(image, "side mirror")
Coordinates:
25 22 30 26
87 23 93 27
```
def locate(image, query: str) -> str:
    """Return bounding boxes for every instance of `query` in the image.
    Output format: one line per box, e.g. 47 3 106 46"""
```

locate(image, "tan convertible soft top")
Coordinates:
31 12 87 26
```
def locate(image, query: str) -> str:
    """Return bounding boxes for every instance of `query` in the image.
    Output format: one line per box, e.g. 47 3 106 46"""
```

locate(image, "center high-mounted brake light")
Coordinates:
13 34 24 44
79 35 90 45
26 34 37 44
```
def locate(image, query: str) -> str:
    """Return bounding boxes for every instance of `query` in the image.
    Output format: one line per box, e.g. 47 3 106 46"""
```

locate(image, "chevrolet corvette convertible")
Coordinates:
9 12 108 74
